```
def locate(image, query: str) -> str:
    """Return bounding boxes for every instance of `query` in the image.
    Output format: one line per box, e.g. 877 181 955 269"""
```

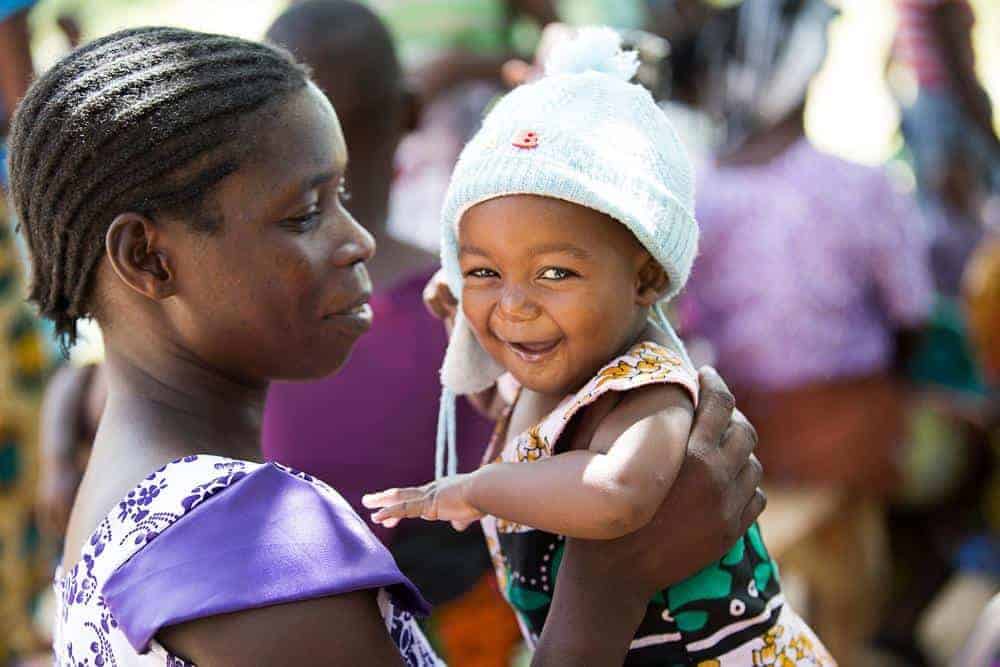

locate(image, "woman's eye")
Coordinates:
283 206 321 231
337 180 352 202
466 268 499 279
539 267 575 280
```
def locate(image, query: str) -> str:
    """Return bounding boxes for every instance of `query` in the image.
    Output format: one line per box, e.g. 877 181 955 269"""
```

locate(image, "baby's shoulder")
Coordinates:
607 380 695 427
587 341 698 403
550 341 699 453
583 382 696 454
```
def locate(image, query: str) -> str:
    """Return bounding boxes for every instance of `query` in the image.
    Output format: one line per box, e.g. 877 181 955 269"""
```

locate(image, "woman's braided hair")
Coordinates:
7 26 309 344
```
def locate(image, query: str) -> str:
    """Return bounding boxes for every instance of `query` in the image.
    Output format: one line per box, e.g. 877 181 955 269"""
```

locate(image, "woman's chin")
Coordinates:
275 337 362 382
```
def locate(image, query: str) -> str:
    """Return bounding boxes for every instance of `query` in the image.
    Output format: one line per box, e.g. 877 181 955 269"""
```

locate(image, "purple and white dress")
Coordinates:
53 455 443 666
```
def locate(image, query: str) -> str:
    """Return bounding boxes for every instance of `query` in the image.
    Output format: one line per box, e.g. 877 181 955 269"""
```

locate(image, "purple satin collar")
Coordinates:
104 462 430 653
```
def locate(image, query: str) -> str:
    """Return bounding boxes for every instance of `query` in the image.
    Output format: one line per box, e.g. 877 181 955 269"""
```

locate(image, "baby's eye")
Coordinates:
539 267 576 280
467 268 499 279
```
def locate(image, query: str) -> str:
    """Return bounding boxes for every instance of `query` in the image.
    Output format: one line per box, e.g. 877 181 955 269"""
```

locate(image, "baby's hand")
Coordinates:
362 474 483 530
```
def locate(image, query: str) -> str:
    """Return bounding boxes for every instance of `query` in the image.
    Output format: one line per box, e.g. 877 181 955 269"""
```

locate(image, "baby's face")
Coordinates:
459 194 658 395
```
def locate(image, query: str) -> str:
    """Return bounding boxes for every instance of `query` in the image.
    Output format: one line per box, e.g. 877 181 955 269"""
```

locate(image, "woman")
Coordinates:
7 27 763 665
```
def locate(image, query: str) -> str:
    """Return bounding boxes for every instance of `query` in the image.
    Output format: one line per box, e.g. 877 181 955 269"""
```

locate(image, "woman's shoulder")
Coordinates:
60 455 261 584
57 455 430 658
54 455 264 665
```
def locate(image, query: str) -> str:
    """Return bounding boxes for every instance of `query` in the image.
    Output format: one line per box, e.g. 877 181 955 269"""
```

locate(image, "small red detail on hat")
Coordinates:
512 129 539 149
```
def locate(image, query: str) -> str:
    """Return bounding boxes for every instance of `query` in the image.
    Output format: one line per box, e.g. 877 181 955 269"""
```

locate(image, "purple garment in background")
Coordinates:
681 140 933 392
263 270 493 543
104 463 431 653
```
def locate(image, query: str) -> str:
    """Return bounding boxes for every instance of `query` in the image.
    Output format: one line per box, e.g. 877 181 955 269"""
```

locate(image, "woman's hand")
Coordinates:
362 475 484 530
532 367 765 667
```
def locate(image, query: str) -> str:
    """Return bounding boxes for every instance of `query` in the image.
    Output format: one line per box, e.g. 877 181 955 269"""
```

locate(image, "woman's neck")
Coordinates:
60 338 266 571
99 341 266 462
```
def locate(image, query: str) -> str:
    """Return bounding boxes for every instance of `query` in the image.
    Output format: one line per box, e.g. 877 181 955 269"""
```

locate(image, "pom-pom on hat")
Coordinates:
435 27 699 478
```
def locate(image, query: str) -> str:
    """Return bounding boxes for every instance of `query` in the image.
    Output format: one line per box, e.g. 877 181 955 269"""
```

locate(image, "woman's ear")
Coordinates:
105 212 176 301
636 255 670 307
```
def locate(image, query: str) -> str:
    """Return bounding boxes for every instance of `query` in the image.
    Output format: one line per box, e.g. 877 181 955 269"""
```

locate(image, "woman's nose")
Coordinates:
331 210 376 267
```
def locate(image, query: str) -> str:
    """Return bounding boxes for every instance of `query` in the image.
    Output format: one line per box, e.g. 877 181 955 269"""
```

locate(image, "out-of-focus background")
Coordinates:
0 1 997 666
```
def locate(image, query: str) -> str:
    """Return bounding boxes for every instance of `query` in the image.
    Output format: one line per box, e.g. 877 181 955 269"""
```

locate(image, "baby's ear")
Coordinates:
635 256 670 307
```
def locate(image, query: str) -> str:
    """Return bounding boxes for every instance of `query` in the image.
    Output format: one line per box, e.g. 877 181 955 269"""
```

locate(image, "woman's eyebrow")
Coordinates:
303 170 337 191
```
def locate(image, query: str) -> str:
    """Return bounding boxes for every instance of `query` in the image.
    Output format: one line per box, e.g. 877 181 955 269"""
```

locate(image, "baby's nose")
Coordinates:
498 288 541 321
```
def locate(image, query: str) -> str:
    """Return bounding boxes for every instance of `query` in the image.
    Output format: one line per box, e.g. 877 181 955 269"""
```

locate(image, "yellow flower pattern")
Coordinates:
515 424 550 463
751 624 829 666
595 342 684 389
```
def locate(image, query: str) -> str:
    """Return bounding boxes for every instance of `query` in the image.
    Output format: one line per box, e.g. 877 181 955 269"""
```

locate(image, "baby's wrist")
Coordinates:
461 468 484 511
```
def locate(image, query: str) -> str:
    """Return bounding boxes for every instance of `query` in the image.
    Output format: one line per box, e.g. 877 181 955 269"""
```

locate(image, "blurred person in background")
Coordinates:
874 3 1000 663
893 0 998 298
0 1 57 663
677 0 935 661
35 363 105 544
682 0 931 500
263 3 522 664
909 234 1000 667
364 0 558 251
0 0 34 137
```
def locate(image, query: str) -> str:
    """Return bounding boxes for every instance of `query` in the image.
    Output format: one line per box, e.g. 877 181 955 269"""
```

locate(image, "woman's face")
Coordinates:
161 83 375 383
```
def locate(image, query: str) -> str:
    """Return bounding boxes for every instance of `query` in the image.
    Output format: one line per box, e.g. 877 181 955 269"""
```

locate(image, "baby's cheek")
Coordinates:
461 293 494 338
556 295 608 339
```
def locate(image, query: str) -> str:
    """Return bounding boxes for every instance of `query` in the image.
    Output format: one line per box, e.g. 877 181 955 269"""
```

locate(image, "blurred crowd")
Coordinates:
0 0 997 665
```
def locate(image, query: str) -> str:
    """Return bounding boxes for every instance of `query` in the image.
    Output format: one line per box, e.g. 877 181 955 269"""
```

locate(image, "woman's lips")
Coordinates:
324 300 373 332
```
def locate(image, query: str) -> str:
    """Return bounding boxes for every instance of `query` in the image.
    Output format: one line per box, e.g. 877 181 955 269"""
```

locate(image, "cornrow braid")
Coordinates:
7 27 310 345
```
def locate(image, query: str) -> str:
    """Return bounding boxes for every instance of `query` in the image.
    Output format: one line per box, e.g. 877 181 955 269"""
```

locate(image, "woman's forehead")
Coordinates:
217 84 346 220
254 83 346 171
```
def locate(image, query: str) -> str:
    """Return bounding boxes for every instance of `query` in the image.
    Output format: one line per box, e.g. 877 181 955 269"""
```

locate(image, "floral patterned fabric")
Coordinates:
481 342 836 665
53 455 443 666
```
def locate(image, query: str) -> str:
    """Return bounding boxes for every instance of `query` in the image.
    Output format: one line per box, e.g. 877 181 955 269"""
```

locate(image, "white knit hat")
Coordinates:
435 28 698 477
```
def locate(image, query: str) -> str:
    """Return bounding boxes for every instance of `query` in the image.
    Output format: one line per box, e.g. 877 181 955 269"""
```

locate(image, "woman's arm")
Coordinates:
159 591 405 666
533 368 766 667
365 384 693 539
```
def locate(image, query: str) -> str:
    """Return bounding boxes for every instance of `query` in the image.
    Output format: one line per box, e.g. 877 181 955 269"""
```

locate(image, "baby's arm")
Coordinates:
364 384 693 539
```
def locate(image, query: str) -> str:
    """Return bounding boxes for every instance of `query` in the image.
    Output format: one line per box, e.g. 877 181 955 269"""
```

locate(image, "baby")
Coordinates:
365 29 834 665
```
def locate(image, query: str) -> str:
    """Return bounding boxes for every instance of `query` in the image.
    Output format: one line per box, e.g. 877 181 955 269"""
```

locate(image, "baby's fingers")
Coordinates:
362 487 423 509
